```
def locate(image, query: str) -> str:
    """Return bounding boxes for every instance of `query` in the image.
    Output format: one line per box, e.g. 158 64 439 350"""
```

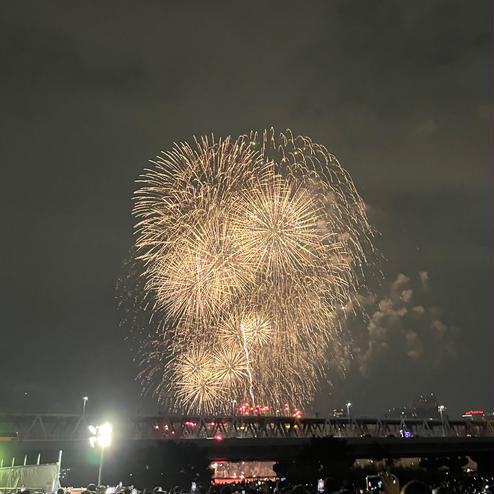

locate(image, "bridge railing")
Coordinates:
0 413 491 442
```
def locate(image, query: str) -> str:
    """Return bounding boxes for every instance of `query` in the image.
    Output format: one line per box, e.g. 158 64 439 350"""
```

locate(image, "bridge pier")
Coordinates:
272 438 356 484
158 442 213 488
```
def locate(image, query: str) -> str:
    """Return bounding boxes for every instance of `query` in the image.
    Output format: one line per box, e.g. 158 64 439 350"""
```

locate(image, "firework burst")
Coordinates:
131 128 375 414
174 347 224 414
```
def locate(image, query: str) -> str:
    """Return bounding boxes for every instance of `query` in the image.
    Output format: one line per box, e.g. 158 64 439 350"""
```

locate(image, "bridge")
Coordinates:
1 414 493 480
1 413 492 442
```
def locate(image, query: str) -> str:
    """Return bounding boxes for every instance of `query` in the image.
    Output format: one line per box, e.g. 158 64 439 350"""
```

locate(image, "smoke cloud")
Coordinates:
354 271 458 378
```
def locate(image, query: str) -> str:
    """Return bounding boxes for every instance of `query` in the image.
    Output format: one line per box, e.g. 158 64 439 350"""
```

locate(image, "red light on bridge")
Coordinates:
214 435 223 441
465 410 483 415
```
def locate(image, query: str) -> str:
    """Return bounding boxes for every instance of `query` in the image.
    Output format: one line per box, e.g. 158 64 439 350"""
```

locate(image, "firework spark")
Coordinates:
131 128 375 414
240 323 255 405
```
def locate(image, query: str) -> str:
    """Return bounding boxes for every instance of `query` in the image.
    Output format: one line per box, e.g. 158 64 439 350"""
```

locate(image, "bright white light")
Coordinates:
83 396 89 401
98 423 112 447
88 422 112 448
346 402 352 407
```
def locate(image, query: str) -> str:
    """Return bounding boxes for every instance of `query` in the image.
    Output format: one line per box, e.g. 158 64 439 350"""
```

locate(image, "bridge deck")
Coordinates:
0 413 492 442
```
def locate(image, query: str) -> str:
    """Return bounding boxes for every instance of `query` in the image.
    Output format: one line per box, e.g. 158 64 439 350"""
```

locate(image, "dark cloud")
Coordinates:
0 0 491 416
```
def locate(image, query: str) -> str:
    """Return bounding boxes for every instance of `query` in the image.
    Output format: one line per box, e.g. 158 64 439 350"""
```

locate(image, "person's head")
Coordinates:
87 485 97 492
57 488 65 494
401 480 431 494
220 486 232 494
124 488 132 494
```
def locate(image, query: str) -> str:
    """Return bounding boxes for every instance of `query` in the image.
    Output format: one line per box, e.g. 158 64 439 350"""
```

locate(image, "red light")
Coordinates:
465 410 483 415
238 404 250 416
214 435 223 441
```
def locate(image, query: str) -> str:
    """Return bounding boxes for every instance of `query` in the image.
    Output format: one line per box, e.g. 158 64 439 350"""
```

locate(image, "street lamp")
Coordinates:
82 396 89 416
346 402 352 420
438 405 446 437
88 422 112 485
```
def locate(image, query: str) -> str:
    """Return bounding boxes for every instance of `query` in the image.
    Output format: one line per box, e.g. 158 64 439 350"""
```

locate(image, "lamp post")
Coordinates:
89 422 112 485
82 396 88 417
346 402 352 420
438 405 446 437
346 402 352 433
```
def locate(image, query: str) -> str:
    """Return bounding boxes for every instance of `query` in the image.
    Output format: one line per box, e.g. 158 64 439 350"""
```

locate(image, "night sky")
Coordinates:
1 1 492 418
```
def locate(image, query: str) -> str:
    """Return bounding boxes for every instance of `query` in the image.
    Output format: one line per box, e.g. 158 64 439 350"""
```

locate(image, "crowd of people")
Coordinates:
53 472 493 494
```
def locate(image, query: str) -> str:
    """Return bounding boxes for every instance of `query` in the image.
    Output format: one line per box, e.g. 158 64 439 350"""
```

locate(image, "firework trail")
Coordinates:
240 323 255 405
129 128 376 414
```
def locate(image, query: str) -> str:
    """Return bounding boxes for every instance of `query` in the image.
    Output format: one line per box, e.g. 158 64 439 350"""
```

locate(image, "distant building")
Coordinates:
462 410 485 420
331 408 345 418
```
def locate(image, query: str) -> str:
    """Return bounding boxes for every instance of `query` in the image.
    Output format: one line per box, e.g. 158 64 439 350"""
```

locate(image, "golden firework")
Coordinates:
217 310 273 348
233 178 324 278
149 214 252 323
174 347 224 414
212 347 248 384
132 128 375 414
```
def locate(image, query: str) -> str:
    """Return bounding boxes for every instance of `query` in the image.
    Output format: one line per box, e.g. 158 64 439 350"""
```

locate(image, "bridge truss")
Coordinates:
0 414 492 442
